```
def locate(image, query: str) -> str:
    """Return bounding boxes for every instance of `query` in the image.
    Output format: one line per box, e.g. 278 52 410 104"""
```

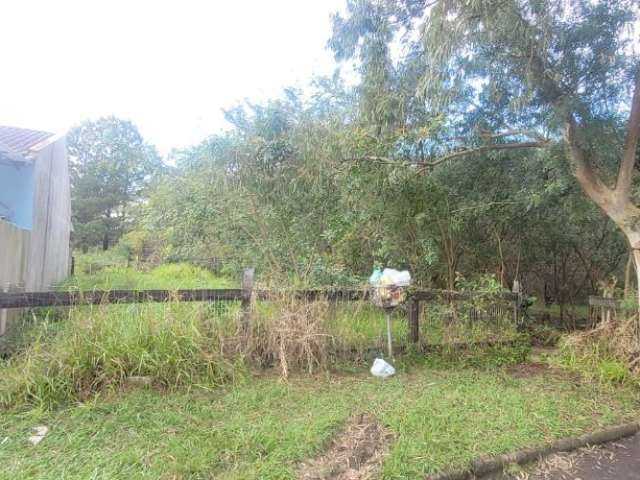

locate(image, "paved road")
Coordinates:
491 433 640 480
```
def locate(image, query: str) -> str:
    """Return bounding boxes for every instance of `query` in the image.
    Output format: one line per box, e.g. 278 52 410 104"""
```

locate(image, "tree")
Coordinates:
330 0 640 301
68 117 163 250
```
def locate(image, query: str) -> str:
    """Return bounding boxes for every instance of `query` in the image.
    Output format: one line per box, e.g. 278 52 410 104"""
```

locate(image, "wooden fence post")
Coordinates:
407 296 419 344
241 268 255 331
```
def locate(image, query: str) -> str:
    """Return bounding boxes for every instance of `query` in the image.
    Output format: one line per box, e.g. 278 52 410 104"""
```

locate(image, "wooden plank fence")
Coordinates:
588 295 626 326
0 268 522 345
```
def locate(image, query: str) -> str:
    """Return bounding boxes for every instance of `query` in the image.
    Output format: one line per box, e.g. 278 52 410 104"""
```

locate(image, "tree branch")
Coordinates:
354 138 550 173
564 115 614 208
616 73 640 197
443 129 548 143
416 140 549 172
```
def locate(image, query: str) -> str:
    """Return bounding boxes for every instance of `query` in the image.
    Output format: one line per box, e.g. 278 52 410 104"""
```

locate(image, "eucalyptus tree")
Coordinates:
331 0 640 300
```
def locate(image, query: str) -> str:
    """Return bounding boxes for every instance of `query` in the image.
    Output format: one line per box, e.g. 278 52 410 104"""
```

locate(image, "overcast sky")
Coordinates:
0 1 346 154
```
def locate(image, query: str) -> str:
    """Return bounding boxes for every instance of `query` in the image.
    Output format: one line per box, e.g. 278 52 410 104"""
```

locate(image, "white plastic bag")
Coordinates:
380 268 412 287
370 358 396 378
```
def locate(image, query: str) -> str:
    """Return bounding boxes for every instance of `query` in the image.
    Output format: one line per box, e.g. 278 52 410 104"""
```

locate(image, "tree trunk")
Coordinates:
624 249 634 299
102 232 110 251
564 74 640 311
495 229 506 287
632 249 640 343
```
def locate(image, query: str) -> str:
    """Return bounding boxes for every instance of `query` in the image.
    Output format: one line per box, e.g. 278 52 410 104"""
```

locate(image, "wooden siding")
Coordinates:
0 136 70 341
26 137 71 290
0 221 30 336
0 221 30 288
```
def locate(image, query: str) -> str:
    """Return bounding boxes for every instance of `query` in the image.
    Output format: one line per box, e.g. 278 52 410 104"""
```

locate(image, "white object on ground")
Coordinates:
28 426 48 446
370 358 395 378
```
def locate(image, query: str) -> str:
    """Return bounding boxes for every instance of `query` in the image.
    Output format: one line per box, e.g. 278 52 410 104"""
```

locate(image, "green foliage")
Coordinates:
599 359 630 383
136 71 630 298
72 247 130 276
422 335 531 369
68 117 164 251
65 261 235 290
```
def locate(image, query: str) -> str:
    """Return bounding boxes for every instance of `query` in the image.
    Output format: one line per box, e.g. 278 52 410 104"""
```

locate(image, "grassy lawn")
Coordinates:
1 362 638 479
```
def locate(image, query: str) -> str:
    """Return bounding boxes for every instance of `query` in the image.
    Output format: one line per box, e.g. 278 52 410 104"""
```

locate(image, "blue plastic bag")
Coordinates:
369 268 382 286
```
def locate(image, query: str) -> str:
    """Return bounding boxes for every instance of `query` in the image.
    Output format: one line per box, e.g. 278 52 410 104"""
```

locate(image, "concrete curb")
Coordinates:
426 421 640 480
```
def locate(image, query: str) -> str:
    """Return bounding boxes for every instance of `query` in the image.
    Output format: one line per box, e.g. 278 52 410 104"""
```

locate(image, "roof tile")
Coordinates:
0 126 56 163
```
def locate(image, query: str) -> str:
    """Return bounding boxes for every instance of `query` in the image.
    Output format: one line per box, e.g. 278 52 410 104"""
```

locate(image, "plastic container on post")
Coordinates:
369 268 412 374
370 268 411 308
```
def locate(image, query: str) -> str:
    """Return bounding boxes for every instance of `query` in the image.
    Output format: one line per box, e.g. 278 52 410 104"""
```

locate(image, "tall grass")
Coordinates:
0 301 240 409
65 262 235 290
0 262 525 409
560 316 640 386
0 292 414 409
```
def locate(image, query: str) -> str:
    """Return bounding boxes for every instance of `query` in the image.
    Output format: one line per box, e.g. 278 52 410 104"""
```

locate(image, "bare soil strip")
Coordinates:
298 413 392 480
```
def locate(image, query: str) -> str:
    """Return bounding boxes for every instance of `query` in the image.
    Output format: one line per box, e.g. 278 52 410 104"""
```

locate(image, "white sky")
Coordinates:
0 0 346 155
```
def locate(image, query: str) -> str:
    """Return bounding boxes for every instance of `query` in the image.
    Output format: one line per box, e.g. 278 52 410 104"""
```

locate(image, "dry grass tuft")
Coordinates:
245 293 336 379
563 315 640 376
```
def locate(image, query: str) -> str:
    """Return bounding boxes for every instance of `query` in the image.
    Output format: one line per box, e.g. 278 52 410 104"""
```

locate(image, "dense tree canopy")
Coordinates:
68 117 162 251
101 1 639 308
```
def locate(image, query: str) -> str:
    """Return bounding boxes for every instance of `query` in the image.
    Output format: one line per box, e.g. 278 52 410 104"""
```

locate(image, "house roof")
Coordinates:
0 126 57 164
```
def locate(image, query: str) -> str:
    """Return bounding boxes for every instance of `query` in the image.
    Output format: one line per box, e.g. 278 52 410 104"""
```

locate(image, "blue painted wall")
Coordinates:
0 162 34 230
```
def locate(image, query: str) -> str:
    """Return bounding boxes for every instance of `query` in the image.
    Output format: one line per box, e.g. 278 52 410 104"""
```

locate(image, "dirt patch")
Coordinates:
506 362 580 382
506 362 551 378
298 413 393 480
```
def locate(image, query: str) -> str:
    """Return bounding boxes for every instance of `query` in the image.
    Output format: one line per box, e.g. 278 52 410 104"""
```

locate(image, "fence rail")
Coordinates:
0 288 518 310
588 296 624 309
0 289 246 309
588 295 628 327
0 267 523 346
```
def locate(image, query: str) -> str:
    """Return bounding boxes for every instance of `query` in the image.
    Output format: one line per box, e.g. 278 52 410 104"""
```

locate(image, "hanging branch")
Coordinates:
415 140 550 173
